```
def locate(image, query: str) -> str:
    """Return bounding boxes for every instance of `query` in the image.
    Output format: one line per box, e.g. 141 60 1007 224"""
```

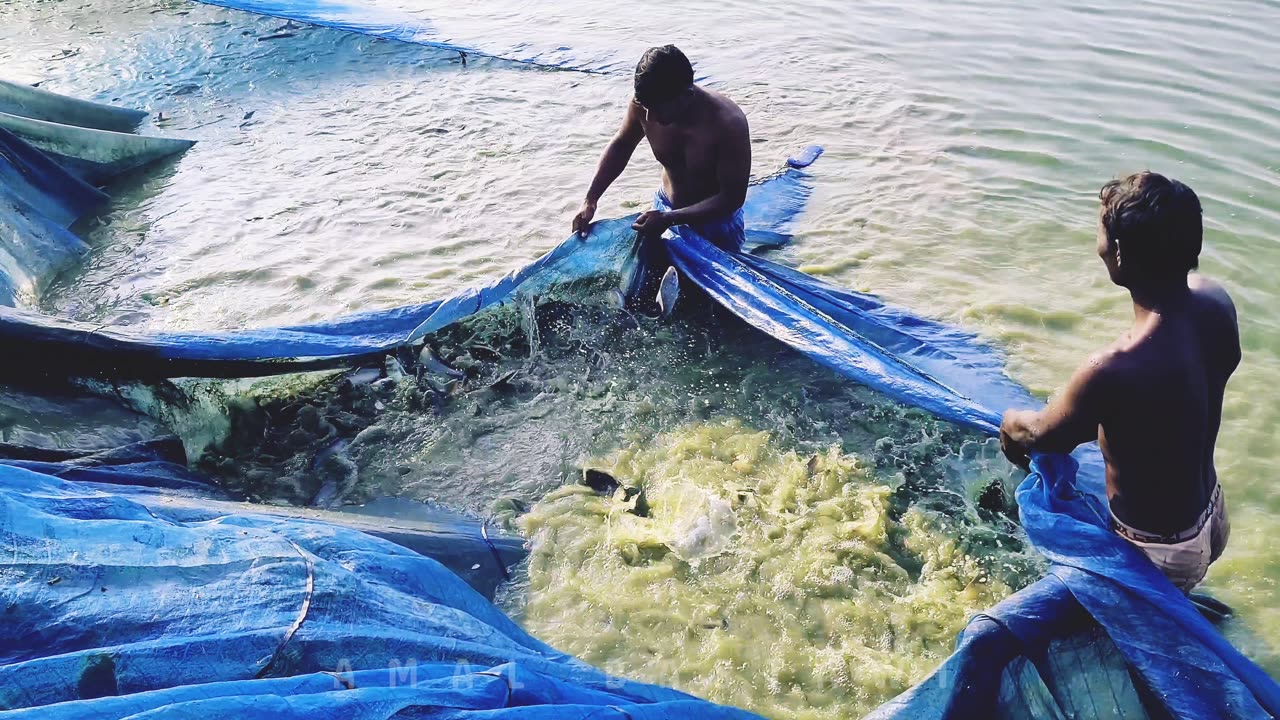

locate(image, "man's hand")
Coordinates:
572 200 597 238
999 411 1032 472
631 210 672 236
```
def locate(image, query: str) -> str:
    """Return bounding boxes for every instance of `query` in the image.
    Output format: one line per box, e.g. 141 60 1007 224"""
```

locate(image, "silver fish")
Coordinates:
418 345 464 379
656 266 680 318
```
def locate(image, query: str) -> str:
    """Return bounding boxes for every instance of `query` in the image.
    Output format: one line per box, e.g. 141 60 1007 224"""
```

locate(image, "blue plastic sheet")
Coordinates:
0 107 190 309
0 127 108 228
0 463 761 719
1019 454 1280 718
666 232 1007 435
0 78 147 134
0 128 96 307
0 436 224 495
0 111 195 187
0 433 526 603
865 576 1090 719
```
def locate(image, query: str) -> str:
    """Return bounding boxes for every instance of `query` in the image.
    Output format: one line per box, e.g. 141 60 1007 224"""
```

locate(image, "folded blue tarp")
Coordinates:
0 94 192 309
0 436 226 495
0 111 195 187
0 79 147 134
0 128 96 307
0 462 760 719
0 126 108 228
0 433 525 601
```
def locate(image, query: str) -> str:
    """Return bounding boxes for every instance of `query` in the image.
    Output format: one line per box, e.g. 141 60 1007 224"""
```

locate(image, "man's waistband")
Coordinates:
653 189 744 223
1111 483 1222 545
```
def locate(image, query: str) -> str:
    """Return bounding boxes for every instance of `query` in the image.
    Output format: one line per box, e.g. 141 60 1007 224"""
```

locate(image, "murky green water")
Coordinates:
3 0 1278 713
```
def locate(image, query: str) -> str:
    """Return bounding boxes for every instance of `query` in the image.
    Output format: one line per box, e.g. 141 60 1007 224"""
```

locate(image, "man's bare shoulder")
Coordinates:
702 88 748 129
1188 272 1242 370
1188 273 1238 323
1084 346 1126 376
1076 344 1143 392
622 98 646 128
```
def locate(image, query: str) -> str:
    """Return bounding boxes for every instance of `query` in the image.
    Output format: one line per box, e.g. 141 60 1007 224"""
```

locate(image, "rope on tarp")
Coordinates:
256 537 317 679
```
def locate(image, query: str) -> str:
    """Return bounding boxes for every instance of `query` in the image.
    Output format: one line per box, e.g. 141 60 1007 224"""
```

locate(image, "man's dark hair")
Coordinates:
1100 172 1202 277
634 45 694 108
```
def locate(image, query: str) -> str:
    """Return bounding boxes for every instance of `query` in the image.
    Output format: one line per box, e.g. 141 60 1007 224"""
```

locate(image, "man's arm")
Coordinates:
1000 353 1112 470
573 103 645 237
662 113 751 228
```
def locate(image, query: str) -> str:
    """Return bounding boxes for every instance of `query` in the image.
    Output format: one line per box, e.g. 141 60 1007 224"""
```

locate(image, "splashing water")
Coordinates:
75 238 1043 717
507 422 1042 719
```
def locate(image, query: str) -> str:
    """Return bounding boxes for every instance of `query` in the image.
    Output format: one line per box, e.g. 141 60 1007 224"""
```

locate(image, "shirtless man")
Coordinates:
571 45 751 251
1000 172 1240 592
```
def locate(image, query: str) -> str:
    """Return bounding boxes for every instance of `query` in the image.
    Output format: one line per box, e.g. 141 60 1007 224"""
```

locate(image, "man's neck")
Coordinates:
683 87 707 124
1130 276 1191 320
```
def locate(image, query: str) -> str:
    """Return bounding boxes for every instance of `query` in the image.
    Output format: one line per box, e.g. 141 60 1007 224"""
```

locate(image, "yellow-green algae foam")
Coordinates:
514 421 1042 719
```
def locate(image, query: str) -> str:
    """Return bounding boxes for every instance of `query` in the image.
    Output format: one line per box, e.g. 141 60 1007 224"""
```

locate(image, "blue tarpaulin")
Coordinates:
0 78 147 134
0 462 759 719
0 126 108 229
0 127 95 307
0 87 191 309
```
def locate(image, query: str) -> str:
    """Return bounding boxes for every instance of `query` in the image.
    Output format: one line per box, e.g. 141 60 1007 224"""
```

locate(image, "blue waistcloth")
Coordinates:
654 190 745 253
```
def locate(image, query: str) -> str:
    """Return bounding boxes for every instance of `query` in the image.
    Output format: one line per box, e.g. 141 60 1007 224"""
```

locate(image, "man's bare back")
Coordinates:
1092 274 1240 534
571 46 751 246
1001 172 1238 590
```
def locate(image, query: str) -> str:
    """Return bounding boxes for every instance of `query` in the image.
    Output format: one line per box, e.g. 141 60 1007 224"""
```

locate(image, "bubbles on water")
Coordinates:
668 492 738 564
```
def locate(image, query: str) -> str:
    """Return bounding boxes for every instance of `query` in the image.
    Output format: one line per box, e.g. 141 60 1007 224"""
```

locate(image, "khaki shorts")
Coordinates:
1112 483 1230 593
